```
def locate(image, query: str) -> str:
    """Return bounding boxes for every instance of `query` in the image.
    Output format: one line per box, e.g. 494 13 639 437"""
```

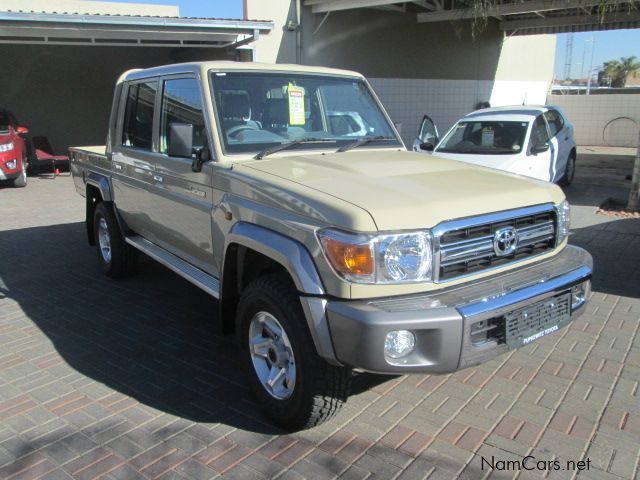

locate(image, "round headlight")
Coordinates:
379 233 431 282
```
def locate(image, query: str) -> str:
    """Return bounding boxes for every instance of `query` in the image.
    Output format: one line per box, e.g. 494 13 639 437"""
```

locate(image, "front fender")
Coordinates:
225 222 324 295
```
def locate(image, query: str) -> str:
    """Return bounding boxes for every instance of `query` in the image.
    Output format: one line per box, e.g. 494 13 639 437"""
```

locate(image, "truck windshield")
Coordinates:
210 72 401 155
437 120 529 155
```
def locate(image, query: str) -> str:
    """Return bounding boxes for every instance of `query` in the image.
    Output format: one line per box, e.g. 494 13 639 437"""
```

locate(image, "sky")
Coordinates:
554 29 640 80
106 0 243 18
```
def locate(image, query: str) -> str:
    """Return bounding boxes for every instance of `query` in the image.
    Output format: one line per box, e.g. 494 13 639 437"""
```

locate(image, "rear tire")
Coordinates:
11 159 27 188
237 273 351 431
93 202 137 278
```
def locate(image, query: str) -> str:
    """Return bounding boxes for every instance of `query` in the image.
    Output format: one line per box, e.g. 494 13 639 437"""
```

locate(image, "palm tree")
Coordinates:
599 56 640 87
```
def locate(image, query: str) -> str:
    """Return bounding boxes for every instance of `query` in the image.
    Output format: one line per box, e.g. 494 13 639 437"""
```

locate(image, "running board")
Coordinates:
125 236 220 298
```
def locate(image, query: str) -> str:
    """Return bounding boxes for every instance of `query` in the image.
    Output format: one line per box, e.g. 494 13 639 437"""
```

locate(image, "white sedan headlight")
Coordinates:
318 228 433 284
555 199 571 245
0 141 14 153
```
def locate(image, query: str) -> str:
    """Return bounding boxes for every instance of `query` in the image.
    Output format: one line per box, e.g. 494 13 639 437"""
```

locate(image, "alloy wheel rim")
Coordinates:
248 311 296 400
98 217 112 263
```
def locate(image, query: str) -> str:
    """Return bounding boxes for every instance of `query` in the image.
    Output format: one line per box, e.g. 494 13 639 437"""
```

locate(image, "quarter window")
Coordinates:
122 81 157 150
160 78 206 155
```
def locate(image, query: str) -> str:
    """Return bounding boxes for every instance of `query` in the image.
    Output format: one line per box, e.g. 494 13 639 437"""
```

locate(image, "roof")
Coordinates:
464 106 549 121
0 10 273 47
123 61 365 82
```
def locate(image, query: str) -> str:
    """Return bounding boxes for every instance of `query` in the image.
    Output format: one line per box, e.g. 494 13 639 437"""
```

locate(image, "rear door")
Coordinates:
543 109 567 182
145 75 215 274
111 79 159 239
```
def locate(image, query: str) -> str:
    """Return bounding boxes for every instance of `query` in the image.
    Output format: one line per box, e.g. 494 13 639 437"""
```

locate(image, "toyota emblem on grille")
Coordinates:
493 227 518 256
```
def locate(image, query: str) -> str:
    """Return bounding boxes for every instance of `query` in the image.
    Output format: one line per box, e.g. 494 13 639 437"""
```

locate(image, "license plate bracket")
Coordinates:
505 293 571 348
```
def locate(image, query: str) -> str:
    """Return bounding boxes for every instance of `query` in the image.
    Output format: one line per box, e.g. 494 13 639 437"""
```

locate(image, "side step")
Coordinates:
125 236 220 298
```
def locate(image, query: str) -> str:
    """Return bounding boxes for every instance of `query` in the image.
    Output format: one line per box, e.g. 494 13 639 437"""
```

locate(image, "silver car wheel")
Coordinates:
98 217 112 263
248 311 296 400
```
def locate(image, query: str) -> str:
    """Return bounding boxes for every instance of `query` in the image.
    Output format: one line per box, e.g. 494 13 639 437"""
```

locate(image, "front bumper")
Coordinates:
320 245 592 374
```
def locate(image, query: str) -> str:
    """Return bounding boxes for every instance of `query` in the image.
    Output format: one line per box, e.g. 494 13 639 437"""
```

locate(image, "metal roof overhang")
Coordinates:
304 0 640 35
0 11 273 47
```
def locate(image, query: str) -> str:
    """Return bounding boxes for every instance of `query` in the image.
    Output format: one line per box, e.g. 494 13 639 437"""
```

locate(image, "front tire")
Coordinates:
93 202 137 278
237 274 351 431
11 159 27 188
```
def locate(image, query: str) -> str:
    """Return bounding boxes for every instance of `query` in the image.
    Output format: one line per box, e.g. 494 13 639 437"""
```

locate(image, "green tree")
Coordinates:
600 56 640 87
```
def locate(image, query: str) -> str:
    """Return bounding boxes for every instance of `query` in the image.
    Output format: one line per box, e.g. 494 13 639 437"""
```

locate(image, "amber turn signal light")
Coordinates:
321 237 374 276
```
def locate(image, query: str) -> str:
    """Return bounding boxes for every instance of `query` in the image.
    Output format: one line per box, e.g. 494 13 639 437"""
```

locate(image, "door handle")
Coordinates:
564 136 569 141
153 174 163 183
114 164 123 171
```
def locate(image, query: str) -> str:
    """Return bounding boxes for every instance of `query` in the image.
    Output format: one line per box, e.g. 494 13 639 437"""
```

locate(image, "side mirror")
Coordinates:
419 142 435 152
16 126 29 135
531 142 550 154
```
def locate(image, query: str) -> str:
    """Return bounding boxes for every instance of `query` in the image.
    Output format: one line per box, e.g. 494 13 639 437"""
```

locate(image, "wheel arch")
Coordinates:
85 173 113 246
219 222 337 363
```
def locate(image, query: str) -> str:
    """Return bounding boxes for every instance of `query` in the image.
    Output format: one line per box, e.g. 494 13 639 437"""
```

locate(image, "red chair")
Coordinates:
32 136 69 172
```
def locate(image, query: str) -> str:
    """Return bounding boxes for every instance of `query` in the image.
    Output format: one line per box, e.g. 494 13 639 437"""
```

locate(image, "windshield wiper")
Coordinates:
255 138 336 160
336 136 397 153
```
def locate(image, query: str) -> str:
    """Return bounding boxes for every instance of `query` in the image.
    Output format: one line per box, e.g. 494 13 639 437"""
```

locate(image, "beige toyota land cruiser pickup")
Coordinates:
70 61 592 431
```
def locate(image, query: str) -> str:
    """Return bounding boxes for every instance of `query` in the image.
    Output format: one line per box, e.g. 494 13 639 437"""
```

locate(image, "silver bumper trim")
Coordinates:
321 245 592 374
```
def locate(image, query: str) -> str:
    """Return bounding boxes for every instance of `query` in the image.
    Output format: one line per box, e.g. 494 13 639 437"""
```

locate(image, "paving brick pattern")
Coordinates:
0 161 639 479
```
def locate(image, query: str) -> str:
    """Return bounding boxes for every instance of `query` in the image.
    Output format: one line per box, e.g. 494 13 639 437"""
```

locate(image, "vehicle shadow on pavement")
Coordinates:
0 221 391 436
0 222 286 434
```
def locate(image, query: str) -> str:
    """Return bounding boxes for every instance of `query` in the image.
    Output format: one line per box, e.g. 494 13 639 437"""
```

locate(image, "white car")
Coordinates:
413 106 577 185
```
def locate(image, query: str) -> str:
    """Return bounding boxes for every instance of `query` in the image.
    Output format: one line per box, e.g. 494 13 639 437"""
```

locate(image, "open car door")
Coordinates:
413 114 439 154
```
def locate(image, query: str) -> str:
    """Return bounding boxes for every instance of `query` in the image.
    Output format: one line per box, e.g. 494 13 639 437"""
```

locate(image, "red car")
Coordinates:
0 110 30 188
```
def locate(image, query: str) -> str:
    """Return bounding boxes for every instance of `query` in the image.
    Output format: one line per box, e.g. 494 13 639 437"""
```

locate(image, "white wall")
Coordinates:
369 78 494 145
490 34 556 106
548 94 640 147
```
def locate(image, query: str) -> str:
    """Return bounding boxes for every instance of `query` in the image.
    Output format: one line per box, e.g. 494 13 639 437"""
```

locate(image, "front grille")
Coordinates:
437 207 556 281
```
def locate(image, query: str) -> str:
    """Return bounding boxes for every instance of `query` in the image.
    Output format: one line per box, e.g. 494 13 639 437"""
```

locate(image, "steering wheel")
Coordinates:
227 124 260 138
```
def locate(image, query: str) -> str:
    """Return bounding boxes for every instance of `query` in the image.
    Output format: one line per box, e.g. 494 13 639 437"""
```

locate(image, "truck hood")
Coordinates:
239 150 564 231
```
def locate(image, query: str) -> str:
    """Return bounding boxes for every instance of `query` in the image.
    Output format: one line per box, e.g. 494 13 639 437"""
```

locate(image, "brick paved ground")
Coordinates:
0 156 638 480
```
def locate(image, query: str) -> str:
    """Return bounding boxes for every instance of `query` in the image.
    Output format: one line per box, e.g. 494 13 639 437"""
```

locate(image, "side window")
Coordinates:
531 115 550 147
160 78 206 155
122 81 157 150
543 110 563 138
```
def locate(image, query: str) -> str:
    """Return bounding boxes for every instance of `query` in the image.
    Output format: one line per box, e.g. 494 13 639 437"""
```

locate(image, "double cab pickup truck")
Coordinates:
71 61 593 431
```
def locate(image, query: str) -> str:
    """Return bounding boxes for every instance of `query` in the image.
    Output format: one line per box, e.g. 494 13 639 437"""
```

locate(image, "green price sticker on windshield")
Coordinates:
288 84 306 125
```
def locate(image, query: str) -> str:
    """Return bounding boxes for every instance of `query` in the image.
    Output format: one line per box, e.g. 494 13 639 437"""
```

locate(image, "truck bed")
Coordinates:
69 145 109 197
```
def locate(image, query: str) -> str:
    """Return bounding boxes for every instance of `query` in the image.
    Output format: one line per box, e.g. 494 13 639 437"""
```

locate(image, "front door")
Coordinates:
527 114 554 182
413 114 439 153
146 76 215 274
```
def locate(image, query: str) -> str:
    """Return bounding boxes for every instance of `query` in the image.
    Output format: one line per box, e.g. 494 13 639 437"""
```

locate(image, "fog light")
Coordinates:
384 330 415 359
571 282 588 309
5 159 17 170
